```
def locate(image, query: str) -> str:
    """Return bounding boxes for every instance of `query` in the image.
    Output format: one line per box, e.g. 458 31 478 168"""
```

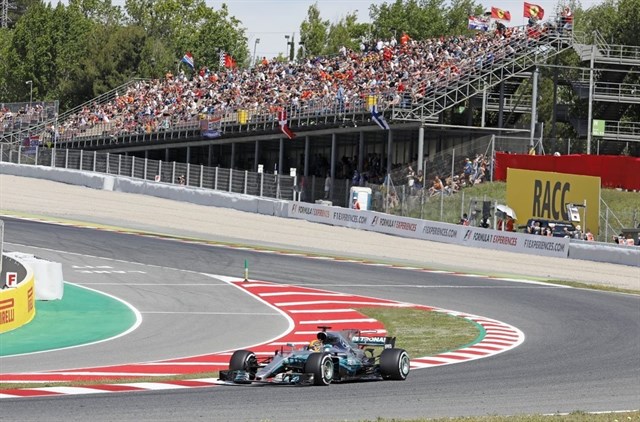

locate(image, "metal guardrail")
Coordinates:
594 120 640 141
0 80 148 146
592 31 640 65
0 145 297 200
44 97 389 149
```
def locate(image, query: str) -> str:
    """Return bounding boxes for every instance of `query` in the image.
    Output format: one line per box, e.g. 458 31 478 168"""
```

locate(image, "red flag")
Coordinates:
523 2 544 19
224 54 237 68
491 7 511 21
277 110 296 140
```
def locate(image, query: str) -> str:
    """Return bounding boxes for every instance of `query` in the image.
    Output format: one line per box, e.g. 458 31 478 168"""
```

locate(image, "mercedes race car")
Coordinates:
218 326 410 386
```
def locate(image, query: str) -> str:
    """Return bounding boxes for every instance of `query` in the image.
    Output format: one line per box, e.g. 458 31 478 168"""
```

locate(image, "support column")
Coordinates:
254 140 260 172
498 82 505 129
144 149 149 159
330 133 336 191
586 45 595 155
358 131 364 173
529 67 539 150
230 143 236 169
417 126 424 172
278 138 284 174
304 136 310 177
186 146 191 164
165 148 170 162
207 144 213 167
386 130 393 175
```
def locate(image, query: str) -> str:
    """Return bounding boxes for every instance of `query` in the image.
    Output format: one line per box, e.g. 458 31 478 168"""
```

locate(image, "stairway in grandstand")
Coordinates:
0 78 147 145
392 28 580 122
569 31 640 148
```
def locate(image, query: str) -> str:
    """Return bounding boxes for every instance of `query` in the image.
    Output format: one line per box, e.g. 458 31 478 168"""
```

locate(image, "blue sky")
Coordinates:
208 0 599 59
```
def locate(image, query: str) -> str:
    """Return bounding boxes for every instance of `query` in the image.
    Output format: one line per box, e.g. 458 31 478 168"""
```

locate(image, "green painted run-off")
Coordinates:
0 283 136 357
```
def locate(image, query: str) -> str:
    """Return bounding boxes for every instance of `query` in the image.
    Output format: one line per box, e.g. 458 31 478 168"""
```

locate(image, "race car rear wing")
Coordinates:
351 335 396 348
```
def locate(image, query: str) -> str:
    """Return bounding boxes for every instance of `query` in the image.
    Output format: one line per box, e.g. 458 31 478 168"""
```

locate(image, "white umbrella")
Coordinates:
496 204 517 219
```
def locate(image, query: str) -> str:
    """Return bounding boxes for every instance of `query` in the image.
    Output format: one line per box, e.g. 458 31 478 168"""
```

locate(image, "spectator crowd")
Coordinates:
48 22 546 142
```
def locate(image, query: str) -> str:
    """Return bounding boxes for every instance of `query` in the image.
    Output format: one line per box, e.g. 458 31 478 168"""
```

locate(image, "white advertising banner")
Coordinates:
458 226 569 258
288 202 569 258
367 214 422 239
418 221 461 244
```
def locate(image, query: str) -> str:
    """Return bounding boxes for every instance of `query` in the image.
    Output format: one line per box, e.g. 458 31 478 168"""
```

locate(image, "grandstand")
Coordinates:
2 19 638 209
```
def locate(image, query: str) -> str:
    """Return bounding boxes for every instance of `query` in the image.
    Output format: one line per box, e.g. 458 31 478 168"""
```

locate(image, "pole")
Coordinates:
529 67 539 150
417 126 424 172
481 84 487 128
243 259 249 282
252 38 260 66
586 44 595 155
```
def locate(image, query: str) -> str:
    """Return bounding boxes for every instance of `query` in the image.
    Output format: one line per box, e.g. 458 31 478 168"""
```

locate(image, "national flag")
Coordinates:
523 2 544 19
370 105 390 130
491 7 511 21
468 16 489 31
219 50 237 69
225 54 237 68
277 110 296 140
181 52 194 69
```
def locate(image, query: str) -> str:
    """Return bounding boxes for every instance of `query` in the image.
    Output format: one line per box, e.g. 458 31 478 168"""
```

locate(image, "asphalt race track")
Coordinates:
1 218 639 422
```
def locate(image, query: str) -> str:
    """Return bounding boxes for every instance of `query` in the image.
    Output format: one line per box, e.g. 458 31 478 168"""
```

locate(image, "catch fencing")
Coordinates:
0 144 296 200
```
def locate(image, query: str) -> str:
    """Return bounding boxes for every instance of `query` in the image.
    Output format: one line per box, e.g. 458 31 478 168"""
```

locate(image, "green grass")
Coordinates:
360 412 640 421
356 307 481 359
396 182 639 241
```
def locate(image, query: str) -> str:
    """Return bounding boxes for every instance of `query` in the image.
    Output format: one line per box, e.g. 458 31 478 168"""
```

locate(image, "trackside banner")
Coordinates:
287 202 569 258
459 226 569 258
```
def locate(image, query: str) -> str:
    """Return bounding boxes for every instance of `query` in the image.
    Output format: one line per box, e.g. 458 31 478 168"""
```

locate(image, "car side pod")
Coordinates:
379 348 410 380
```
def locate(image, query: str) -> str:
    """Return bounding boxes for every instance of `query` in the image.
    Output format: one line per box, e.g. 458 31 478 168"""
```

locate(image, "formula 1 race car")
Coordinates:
218 326 410 386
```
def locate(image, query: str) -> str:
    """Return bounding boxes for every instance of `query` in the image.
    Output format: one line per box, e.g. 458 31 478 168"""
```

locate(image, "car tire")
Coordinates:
304 352 334 386
229 350 257 379
379 348 410 380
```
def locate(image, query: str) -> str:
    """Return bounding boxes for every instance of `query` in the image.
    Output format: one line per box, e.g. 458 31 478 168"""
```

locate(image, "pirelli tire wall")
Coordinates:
0 255 36 333
1 163 638 267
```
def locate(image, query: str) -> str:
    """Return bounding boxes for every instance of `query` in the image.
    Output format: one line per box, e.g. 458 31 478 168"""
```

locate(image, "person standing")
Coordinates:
324 174 331 199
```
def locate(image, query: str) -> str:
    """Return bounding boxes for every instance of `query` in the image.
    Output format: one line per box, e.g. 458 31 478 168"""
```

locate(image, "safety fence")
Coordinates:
0 145 296 200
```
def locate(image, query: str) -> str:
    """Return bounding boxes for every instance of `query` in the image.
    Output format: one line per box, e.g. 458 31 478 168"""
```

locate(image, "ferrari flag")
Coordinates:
523 2 544 19
491 7 511 21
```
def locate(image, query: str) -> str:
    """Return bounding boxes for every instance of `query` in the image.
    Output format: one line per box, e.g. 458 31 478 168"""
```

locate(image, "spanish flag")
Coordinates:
491 7 511 21
523 2 544 19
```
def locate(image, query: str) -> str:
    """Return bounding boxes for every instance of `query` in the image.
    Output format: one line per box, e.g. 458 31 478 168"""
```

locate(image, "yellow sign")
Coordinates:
0 270 36 334
506 168 601 234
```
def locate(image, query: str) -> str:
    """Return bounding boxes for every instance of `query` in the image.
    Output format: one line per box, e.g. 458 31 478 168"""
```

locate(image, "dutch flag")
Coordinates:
371 105 390 130
181 52 194 70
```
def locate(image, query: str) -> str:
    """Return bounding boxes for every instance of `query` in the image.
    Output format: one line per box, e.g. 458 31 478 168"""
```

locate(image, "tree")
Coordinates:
368 0 449 41
325 11 369 54
124 0 247 68
299 2 329 58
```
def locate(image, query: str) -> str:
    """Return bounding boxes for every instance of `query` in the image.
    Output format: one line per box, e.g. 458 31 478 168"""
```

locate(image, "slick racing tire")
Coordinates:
229 350 257 380
380 348 410 380
304 352 334 386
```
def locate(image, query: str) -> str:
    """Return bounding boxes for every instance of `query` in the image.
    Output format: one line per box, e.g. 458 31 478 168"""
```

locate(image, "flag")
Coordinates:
468 16 489 31
219 50 237 68
181 52 194 69
523 2 544 19
219 50 226 68
491 7 511 21
371 105 390 130
277 110 296 140
225 54 237 68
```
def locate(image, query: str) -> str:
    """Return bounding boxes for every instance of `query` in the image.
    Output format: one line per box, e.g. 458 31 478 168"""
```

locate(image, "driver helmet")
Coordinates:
308 339 323 352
